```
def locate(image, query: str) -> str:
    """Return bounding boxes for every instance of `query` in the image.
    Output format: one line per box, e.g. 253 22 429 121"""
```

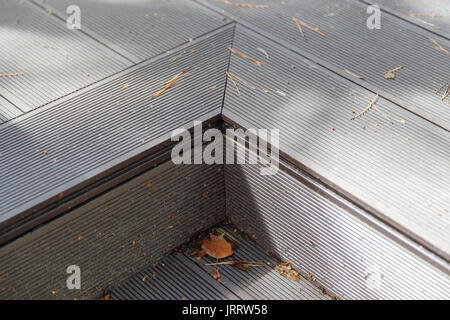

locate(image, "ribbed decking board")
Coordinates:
0 161 226 300
224 160 450 300
0 97 22 124
0 0 131 116
0 0 448 301
112 225 328 300
0 24 234 230
111 254 238 300
198 0 450 130
222 25 450 259
364 0 450 37
35 0 229 63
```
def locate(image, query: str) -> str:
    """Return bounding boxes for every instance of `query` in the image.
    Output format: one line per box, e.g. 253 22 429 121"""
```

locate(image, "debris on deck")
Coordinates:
205 260 265 271
0 73 23 78
384 66 404 80
193 233 234 259
151 65 191 99
217 0 269 9
292 18 326 37
292 17 306 40
435 83 450 101
344 69 365 79
228 47 264 66
274 262 300 282
429 39 449 55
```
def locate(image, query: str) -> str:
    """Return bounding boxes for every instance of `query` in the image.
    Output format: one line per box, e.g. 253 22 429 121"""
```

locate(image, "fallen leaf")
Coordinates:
201 233 233 259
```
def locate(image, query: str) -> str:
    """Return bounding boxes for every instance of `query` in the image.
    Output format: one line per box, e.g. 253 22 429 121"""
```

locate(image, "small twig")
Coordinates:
228 47 264 66
413 17 436 27
344 69 364 79
205 261 235 266
365 98 405 124
162 73 188 85
151 66 191 98
435 82 448 94
292 17 306 40
217 0 269 8
225 71 256 90
152 81 176 98
434 83 450 101
349 94 378 120
442 85 450 101
384 66 404 74
295 19 325 37
0 73 23 78
429 39 449 55
160 65 191 85
226 71 241 95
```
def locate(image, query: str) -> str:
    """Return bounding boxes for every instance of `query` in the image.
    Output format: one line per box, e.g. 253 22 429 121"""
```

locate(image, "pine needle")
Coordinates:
295 19 325 37
442 85 450 101
344 69 364 79
364 98 405 124
429 39 449 55
384 66 404 74
434 83 450 101
228 47 264 66
153 65 191 97
0 73 23 78
225 71 256 90
292 17 306 40
152 81 176 98
162 72 188 85
217 0 269 8
226 71 241 95
409 13 442 18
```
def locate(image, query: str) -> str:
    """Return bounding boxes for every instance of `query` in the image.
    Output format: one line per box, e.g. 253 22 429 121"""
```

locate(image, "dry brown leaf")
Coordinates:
201 233 233 259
